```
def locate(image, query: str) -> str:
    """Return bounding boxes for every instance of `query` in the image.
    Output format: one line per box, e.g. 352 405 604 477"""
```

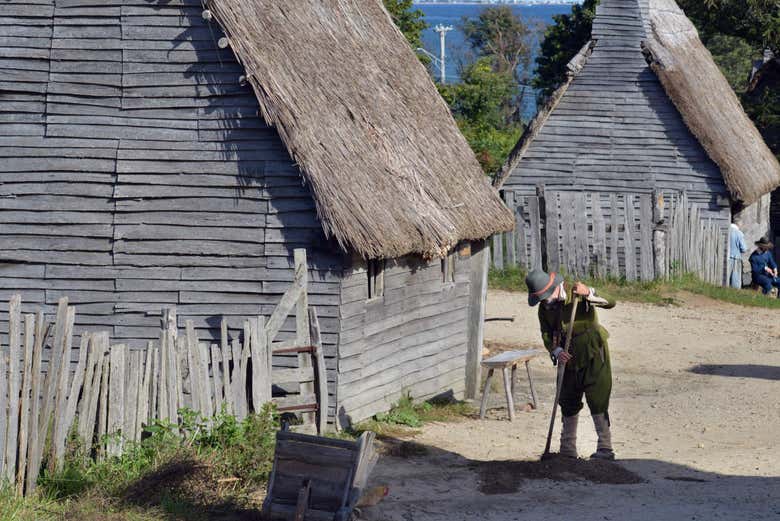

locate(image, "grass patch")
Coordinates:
1 404 279 520
351 393 474 438
488 266 780 309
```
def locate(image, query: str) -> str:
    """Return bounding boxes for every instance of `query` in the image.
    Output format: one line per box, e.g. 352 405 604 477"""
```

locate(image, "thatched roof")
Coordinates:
642 0 780 205
204 0 513 259
497 0 780 205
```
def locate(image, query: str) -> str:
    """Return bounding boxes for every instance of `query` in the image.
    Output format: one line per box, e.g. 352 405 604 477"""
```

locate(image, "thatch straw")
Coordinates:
643 0 780 205
204 0 513 259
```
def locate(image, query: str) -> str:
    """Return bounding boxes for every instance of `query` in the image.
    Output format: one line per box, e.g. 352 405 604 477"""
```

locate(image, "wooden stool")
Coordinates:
479 350 543 421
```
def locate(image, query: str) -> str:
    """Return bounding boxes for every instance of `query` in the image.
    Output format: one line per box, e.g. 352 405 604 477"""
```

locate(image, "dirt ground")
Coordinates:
360 290 780 521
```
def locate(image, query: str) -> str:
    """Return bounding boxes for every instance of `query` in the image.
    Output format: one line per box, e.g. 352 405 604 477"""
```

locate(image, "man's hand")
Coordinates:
765 266 773 275
572 282 590 296
557 351 573 364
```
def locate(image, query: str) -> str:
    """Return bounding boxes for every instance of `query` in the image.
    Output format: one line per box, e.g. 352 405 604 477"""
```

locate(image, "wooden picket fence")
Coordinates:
0 249 327 495
492 190 727 285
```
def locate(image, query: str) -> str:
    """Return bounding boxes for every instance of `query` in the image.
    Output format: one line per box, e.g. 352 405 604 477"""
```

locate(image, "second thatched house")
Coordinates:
0 0 513 427
493 0 780 284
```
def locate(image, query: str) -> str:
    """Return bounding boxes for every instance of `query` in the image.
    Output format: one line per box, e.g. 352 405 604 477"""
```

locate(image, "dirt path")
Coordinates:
360 290 780 520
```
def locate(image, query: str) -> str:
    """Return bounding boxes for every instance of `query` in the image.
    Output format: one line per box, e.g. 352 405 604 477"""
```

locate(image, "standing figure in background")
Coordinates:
750 237 780 297
728 223 748 289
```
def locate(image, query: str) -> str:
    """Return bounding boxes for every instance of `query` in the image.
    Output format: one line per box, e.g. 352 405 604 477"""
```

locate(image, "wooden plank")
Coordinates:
79 332 107 446
0 344 7 480
505 192 517 267
464 241 488 400
544 191 560 271
210 343 223 414
591 194 608 279
515 198 529 270
231 336 246 420
252 316 271 412
107 344 126 457
624 194 638 281
491 232 503 270
5 295 22 481
124 350 141 443
560 193 576 276
265 252 306 344
16 313 35 492
56 332 89 471
309 308 328 435
239 321 251 419
294 249 313 426
138 341 154 430
609 194 620 277
24 311 46 493
574 192 589 278
220 318 233 415
185 321 203 416
97 354 109 459
163 308 180 420
640 194 654 281
197 342 213 419
49 302 75 472
157 331 169 421
527 195 542 270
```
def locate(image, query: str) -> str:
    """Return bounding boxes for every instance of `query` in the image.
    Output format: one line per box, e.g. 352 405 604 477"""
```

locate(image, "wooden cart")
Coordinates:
262 430 378 521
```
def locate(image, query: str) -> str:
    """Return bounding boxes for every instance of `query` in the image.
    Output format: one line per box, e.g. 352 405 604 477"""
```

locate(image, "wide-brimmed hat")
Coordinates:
525 269 563 307
755 237 774 249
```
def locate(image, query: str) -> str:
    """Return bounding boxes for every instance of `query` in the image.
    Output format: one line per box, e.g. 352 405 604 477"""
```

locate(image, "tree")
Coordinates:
533 0 598 101
439 58 524 174
383 0 428 51
677 0 779 55
462 6 535 81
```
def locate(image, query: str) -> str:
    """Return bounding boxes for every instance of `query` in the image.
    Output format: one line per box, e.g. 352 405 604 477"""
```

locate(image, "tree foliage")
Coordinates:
439 58 523 175
677 0 780 54
533 0 598 101
383 0 428 50
462 6 535 80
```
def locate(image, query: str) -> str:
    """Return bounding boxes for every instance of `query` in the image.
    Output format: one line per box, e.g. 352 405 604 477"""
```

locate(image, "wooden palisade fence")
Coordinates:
0 249 327 495
493 189 727 286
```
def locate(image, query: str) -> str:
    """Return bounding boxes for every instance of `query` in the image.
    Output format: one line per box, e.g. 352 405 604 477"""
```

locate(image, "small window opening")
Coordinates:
441 252 455 284
367 259 385 299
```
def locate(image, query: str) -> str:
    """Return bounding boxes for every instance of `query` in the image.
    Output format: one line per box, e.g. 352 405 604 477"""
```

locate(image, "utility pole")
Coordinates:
433 24 453 84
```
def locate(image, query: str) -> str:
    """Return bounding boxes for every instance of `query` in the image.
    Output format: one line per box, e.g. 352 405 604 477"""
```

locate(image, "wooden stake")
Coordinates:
5 295 22 481
16 313 35 492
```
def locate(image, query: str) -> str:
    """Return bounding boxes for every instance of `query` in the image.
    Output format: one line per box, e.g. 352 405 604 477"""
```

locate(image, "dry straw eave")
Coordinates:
205 0 514 259
643 0 780 205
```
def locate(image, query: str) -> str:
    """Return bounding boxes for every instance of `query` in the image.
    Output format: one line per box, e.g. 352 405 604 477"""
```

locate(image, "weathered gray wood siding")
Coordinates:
337 252 471 426
0 0 343 417
503 0 730 224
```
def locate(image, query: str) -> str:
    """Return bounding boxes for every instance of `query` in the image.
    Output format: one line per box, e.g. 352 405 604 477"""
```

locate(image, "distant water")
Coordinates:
414 3 574 119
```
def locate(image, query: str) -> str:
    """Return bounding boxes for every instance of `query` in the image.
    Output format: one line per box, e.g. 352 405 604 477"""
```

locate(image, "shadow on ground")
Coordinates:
121 458 260 521
688 364 780 381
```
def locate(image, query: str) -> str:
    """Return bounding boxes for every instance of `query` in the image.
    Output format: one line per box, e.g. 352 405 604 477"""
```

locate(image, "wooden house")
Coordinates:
0 0 513 427
493 0 780 284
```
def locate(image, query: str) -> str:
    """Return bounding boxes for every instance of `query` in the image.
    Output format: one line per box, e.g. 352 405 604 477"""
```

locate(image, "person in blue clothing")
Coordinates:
750 237 780 297
728 223 748 289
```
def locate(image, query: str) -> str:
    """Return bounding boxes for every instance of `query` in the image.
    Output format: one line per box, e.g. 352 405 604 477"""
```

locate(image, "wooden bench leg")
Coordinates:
479 368 494 419
502 367 515 422
511 363 517 398
526 360 538 410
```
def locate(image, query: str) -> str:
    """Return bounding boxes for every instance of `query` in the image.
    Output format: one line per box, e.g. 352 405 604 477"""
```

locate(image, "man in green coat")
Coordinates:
525 268 616 460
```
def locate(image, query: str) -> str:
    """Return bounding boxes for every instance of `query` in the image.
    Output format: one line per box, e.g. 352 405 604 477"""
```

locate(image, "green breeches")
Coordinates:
559 349 612 417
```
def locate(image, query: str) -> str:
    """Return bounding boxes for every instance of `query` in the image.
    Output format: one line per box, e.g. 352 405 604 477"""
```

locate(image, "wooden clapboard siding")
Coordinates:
336 253 471 427
0 1 343 421
502 0 729 212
